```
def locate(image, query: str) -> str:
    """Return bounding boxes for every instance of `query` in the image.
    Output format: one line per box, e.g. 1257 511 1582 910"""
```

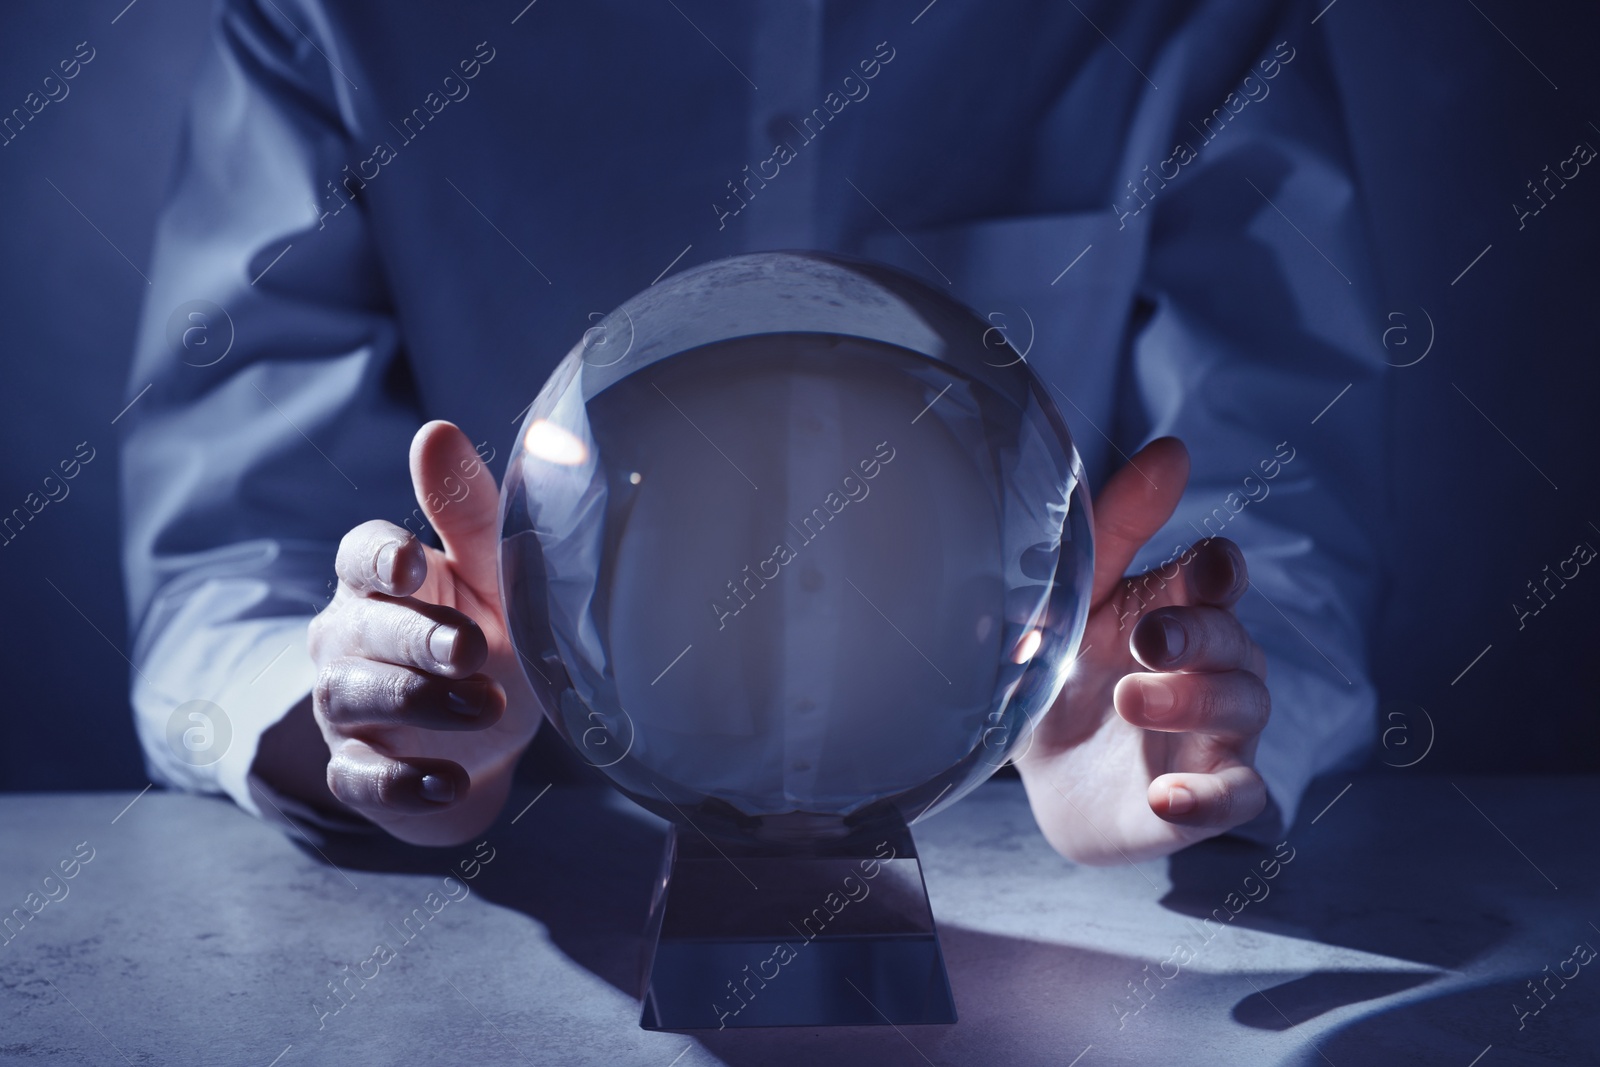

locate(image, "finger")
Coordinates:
410 421 500 593
1184 537 1249 608
1130 605 1257 673
327 738 470 814
1114 669 1270 737
340 596 488 678
1147 765 1267 829
1090 437 1190 606
335 519 429 597
315 657 505 733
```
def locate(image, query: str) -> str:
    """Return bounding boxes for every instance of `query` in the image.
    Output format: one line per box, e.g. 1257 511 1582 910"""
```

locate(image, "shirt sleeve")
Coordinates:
119 0 418 824
1118 13 1387 837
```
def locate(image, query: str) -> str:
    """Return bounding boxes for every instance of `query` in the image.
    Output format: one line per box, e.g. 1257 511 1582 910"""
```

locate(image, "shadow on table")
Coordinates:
1161 773 1593 1064
1280 978 1600 1067
302 774 1163 1065
297 769 1562 1065
309 755 666 997
1157 825 1477 1034
1163 774 1520 964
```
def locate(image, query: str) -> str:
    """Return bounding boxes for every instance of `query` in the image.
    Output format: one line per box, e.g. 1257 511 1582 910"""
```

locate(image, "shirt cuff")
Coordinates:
1232 646 1375 843
211 618 317 818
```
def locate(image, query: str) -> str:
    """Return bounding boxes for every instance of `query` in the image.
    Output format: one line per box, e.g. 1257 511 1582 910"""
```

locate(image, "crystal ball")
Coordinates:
499 252 1092 847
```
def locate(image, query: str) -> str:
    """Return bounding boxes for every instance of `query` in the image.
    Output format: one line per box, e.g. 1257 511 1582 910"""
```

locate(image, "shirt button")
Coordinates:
795 698 817 713
800 568 824 592
765 114 800 145
790 759 812 772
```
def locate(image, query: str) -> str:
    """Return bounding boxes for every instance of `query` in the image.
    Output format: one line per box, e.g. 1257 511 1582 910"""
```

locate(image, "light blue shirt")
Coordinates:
122 0 1383 837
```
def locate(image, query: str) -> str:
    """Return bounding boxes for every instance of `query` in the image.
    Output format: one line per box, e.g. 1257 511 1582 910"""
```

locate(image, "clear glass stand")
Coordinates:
639 819 957 1029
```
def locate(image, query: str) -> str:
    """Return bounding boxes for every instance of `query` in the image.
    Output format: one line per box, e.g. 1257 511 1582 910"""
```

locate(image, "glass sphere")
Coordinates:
499 252 1092 847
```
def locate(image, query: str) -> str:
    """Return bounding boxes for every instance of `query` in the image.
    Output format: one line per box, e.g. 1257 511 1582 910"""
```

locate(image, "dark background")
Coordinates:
1 0 1595 792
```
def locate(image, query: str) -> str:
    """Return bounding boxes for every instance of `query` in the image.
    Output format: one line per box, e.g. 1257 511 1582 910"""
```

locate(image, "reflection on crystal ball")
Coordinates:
500 253 1092 847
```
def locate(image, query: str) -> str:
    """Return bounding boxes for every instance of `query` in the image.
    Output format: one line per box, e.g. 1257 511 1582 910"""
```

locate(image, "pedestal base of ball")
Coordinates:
638 821 957 1030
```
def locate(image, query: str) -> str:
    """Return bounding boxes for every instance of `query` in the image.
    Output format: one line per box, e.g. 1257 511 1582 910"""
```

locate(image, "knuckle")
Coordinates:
387 666 424 711
1195 609 1244 665
327 746 392 810
312 664 337 716
1205 672 1270 735
309 585 348 629
335 524 361 555
308 594 351 655
355 599 419 659
1212 781 1236 824
1227 618 1255 662
355 517 401 543
314 658 364 722
1203 607 1222 652
325 750 360 805
1191 677 1225 731
362 763 399 808
324 763 345 802
402 612 441 662
335 524 372 569
336 520 403 585
1246 675 1273 731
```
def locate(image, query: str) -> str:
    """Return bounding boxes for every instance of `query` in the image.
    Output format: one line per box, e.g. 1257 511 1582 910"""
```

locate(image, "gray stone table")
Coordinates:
2 773 1597 1066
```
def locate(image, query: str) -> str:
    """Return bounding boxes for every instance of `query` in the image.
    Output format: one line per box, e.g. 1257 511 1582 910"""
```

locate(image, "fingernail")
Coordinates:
419 774 455 804
1227 542 1249 598
1166 784 1195 815
1157 616 1187 663
444 687 483 718
1196 541 1237 601
1139 679 1176 721
377 541 399 588
429 625 459 666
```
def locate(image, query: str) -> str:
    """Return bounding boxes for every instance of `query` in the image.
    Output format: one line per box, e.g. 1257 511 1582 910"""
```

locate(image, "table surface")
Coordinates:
1 773 1596 1067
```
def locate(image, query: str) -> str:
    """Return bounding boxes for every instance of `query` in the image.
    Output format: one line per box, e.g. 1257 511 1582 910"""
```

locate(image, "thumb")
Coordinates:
1089 436 1190 606
409 420 501 595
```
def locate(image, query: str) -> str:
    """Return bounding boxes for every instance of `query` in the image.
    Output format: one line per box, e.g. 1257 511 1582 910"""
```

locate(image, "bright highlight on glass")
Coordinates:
499 252 1093 846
